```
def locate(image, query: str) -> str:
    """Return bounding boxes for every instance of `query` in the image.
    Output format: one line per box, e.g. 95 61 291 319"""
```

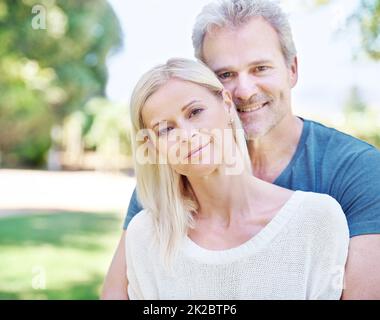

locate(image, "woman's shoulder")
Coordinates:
125 209 155 242
294 191 349 236
297 191 341 210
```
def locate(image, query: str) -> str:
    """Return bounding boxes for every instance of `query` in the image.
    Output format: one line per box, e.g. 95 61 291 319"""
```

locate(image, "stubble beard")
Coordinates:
241 104 287 141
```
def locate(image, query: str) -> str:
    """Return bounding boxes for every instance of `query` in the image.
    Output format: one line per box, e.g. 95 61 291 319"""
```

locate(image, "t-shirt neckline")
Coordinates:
273 118 310 185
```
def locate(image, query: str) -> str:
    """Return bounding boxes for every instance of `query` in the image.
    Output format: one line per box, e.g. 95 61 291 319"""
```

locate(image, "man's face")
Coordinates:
202 17 298 139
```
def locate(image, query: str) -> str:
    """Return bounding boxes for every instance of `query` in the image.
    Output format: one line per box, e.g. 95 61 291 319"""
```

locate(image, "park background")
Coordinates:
0 0 379 299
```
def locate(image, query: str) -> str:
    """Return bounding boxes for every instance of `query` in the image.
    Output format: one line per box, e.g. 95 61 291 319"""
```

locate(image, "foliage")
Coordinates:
83 97 131 157
353 0 380 59
341 110 380 148
315 0 380 60
340 86 380 148
0 0 122 167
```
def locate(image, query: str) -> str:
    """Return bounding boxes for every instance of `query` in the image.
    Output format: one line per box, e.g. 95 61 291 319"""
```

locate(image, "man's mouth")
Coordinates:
237 101 270 113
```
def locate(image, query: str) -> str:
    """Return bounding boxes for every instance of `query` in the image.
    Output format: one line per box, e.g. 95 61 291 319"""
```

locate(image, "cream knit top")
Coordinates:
125 191 349 300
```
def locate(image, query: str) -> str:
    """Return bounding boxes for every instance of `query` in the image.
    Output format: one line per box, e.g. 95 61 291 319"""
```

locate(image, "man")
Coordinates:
101 0 380 299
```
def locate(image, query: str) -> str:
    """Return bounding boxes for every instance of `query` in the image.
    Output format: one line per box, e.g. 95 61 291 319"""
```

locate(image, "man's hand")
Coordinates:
342 234 380 299
100 231 129 300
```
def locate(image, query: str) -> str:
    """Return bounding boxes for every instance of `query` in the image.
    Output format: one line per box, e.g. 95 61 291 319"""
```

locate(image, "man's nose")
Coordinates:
233 74 259 104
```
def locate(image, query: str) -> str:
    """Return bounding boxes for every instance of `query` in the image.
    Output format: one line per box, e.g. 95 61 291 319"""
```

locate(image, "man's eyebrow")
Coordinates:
213 60 272 74
151 100 201 129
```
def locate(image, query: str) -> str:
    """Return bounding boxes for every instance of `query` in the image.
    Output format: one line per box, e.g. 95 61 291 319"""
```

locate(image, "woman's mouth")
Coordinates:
186 142 210 159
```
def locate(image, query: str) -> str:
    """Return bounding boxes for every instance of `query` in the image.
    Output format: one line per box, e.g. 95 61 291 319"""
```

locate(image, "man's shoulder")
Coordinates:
307 119 374 148
304 119 379 159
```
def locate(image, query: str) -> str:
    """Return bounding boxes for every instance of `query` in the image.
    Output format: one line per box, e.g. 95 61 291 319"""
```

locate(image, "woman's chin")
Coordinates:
175 163 219 178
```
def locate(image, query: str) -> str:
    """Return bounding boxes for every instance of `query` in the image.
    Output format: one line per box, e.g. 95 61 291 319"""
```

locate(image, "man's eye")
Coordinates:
218 72 233 80
189 108 203 118
256 66 269 72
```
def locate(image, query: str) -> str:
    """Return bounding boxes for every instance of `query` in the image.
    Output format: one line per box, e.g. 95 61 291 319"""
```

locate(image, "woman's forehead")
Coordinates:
142 79 216 126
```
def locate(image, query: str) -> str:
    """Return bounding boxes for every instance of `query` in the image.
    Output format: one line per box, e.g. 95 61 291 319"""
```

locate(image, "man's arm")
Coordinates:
101 188 142 300
332 148 380 299
342 234 380 299
100 231 128 300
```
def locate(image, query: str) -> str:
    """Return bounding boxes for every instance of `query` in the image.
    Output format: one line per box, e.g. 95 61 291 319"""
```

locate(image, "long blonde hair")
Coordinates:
129 58 251 266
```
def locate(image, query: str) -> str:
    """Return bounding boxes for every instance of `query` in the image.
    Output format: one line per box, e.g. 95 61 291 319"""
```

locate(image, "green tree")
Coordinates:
312 0 380 148
340 86 380 149
315 0 380 60
0 0 122 167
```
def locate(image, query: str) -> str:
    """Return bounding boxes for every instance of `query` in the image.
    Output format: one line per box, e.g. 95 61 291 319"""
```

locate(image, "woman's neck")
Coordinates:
187 169 263 227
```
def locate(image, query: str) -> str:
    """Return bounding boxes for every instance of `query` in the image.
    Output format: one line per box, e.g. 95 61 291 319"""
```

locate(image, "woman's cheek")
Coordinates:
167 142 188 165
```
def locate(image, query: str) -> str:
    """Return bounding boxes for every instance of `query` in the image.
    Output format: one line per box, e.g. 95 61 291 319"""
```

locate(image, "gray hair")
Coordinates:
192 0 297 66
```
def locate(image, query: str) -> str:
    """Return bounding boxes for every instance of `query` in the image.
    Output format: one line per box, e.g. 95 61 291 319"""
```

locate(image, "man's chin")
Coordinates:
242 111 287 140
243 124 275 140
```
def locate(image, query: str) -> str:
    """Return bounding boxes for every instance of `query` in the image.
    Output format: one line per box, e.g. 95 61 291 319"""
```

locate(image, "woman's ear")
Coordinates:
145 134 157 152
221 89 233 113
143 133 161 162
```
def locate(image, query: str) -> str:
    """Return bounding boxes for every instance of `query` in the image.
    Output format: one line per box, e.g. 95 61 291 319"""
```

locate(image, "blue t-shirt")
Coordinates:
123 118 380 237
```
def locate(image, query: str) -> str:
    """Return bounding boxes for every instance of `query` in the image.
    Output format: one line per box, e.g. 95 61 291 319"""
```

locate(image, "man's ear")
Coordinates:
221 89 233 113
289 56 298 88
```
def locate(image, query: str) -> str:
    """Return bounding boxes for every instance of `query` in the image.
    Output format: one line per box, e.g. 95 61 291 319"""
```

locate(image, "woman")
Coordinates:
126 58 349 299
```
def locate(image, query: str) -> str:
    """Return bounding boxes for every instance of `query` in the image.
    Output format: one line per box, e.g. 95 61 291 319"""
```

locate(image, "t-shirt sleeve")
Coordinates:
123 187 144 230
335 148 380 237
308 195 350 300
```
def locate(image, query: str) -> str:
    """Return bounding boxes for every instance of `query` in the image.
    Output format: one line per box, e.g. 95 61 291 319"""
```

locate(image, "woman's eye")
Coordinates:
189 108 203 118
158 127 173 137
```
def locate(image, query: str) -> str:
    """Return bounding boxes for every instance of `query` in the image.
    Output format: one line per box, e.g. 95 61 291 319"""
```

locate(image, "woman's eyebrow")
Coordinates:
181 99 201 112
151 100 202 129
152 120 165 130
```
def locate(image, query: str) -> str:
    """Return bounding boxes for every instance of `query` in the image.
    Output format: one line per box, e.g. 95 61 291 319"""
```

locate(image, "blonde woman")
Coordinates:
126 58 349 300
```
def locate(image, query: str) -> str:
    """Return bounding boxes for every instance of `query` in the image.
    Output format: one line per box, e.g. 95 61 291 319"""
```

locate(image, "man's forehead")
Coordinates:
202 17 283 70
202 40 278 73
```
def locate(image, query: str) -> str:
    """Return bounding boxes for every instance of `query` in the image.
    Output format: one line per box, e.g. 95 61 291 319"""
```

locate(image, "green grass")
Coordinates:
0 211 123 299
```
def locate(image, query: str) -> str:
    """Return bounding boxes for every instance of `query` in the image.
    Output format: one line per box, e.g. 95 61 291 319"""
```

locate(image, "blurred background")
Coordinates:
0 0 379 299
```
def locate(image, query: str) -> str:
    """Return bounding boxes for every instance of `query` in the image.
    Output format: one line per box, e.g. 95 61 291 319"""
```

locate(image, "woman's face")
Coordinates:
141 78 237 177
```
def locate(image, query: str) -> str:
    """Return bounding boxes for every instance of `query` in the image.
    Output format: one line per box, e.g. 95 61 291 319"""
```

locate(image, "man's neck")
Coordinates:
247 115 304 183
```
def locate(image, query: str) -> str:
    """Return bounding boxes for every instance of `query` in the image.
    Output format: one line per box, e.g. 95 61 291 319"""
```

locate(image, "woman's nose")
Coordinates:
177 126 197 144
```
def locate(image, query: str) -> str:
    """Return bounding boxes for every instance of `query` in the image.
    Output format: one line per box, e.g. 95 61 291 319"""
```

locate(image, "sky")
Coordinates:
105 0 380 120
